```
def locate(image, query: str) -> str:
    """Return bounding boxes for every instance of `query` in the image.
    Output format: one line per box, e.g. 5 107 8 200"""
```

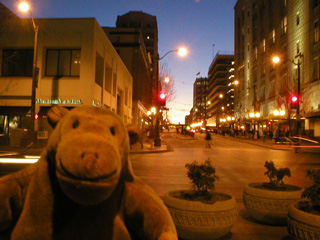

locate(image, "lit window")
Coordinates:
296 12 300 25
281 16 287 35
262 39 266 52
272 29 276 43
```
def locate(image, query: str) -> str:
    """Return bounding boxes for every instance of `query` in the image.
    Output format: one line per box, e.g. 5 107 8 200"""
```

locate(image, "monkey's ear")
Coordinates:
47 106 69 128
126 125 140 145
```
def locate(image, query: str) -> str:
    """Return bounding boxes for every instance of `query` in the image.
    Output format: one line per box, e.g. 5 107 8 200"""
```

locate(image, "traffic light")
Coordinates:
34 113 39 120
159 92 167 106
291 95 298 109
267 121 272 126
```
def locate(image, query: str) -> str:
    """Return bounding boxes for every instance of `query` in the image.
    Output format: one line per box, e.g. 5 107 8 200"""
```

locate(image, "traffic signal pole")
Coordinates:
296 60 301 136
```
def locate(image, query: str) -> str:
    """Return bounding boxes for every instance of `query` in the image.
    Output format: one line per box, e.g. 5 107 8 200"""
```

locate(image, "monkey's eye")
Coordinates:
73 119 79 129
110 127 115 136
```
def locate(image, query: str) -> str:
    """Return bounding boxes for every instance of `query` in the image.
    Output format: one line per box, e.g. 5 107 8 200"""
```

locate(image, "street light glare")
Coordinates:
164 77 170 83
177 47 187 57
19 2 30 12
272 56 280 64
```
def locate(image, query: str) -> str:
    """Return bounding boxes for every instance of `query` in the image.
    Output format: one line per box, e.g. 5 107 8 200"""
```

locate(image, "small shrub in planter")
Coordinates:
163 159 237 240
183 159 219 202
287 169 320 240
300 169 320 214
243 160 303 225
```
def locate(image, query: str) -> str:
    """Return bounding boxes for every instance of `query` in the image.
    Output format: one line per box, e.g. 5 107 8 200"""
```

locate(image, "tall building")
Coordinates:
0 3 132 145
207 52 235 129
103 27 153 128
234 0 320 138
192 77 208 125
116 11 159 104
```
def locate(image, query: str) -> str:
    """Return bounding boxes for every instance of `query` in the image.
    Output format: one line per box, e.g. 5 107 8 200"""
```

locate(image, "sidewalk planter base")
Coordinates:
287 201 320 240
243 183 303 225
163 190 237 240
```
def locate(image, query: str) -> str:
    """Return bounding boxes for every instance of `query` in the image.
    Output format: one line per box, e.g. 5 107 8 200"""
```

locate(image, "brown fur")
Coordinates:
0 106 177 240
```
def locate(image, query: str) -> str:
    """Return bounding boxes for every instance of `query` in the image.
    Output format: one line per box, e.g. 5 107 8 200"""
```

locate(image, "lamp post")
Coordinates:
154 47 187 146
19 1 39 134
273 53 303 136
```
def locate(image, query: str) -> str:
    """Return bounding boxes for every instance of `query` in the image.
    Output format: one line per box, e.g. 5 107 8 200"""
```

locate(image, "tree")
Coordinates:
159 62 176 103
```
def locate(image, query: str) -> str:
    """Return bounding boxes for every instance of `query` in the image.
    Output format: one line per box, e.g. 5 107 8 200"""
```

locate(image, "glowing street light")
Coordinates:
272 56 280 64
164 77 170 83
151 107 156 115
273 54 303 135
177 47 187 57
19 1 29 12
154 47 188 146
19 1 39 137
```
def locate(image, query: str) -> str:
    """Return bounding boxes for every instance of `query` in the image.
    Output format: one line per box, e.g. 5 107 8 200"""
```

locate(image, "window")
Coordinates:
255 47 258 60
105 65 112 93
46 49 80 76
262 39 266 52
125 87 128 106
296 12 300 25
113 73 117 97
272 29 276 44
281 16 288 35
2 49 33 76
296 41 300 54
312 57 320 81
315 20 320 43
95 53 104 87
283 0 287 7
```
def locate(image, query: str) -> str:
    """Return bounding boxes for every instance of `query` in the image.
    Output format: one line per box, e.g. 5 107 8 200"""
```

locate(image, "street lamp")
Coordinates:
273 53 303 135
154 47 187 146
19 1 39 134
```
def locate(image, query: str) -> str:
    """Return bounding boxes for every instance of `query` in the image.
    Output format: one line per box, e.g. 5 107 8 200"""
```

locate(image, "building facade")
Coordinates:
234 0 320 138
191 77 208 126
0 4 132 144
116 12 159 105
104 27 153 129
207 53 235 129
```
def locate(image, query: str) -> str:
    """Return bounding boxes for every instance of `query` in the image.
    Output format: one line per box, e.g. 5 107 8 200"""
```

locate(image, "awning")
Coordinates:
0 106 30 116
305 110 320 118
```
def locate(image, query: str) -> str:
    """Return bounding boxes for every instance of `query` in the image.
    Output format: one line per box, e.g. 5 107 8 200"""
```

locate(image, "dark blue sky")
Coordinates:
2 0 237 123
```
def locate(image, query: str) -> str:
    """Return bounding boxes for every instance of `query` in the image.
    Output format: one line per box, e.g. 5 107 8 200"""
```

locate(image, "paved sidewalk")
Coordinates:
0 139 172 157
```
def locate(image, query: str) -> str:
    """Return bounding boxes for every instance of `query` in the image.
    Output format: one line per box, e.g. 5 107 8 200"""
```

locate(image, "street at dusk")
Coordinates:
1 0 320 239
131 132 319 199
131 133 320 240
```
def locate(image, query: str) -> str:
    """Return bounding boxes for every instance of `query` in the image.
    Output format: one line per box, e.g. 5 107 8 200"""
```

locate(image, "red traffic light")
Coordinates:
291 96 298 102
267 121 272 126
34 113 39 120
159 92 168 106
160 92 166 100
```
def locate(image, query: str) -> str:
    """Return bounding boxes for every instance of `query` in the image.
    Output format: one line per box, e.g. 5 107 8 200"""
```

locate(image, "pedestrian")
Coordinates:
205 132 212 148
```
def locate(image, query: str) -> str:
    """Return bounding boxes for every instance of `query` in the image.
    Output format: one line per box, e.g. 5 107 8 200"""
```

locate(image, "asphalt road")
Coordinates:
130 132 320 199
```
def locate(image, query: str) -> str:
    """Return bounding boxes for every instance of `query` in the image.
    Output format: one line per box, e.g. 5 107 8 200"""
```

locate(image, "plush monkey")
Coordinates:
0 106 177 240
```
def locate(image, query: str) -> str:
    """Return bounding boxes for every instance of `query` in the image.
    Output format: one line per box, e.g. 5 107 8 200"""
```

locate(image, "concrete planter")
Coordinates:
163 190 237 240
243 183 303 225
287 201 320 240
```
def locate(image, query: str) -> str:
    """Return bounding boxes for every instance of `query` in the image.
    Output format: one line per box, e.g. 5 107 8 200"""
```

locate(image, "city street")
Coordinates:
1 132 320 239
131 132 320 199
130 132 320 240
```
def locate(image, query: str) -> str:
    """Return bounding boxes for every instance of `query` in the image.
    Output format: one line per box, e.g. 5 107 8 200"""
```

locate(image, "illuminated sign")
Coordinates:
36 99 83 105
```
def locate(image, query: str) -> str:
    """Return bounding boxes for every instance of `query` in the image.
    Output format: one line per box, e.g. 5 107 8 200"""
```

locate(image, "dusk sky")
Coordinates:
1 0 237 124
